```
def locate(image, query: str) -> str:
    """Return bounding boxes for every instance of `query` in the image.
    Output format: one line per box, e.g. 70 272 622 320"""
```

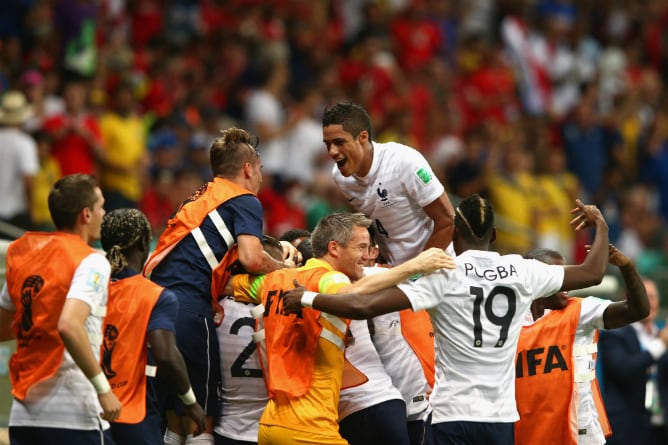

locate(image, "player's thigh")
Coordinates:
174 310 221 416
339 399 408 445
10 426 115 445
431 421 513 445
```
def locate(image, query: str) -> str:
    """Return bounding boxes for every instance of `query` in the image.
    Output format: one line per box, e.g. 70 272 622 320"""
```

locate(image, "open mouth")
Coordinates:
336 158 347 168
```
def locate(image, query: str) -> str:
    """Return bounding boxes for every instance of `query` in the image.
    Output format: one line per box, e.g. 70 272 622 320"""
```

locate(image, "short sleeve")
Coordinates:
66 252 111 310
398 271 446 311
233 274 266 303
0 283 14 311
319 271 351 294
147 289 179 332
524 260 564 301
223 195 264 239
399 148 445 208
579 296 612 330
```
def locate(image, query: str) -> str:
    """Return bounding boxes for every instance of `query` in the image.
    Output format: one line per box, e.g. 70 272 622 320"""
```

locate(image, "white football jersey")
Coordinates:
215 297 268 441
524 296 611 445
338 319 404 421
332 141 444 265
398 250 564 423
3 253 111 430
370 312 432 421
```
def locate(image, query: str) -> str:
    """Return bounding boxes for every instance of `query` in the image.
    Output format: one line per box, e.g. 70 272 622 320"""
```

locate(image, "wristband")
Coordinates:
178 387 197 406
90 372 111 394
301 291 318 308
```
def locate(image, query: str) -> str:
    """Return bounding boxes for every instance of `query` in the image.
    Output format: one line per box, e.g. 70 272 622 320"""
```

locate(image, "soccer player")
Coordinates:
323 100 455 442
514 244 649 445
100 208 206 444
282 194 611 445
214 235 284 445
232 212 453 445
143 128 294 444
0 174 122 444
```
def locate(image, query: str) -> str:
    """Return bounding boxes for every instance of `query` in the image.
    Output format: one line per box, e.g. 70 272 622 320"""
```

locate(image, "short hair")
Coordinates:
523 248 563 263
311 212 372 258
209 127 260 177
101 208 152 275
279 228 311 244
48 174 98 230
262 234 283 261
454 194 494 243
322 101 373 141
297 237 314 262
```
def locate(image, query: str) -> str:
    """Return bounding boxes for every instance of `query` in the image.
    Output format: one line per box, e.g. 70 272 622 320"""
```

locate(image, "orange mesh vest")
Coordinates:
6 232 96 400
143 177 252 302
103 274 163 423
399 309 435 387
514 298 611 445
260 267 365 399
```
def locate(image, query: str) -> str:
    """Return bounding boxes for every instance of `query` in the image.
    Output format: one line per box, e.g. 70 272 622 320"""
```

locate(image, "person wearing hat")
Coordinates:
0 90 39 236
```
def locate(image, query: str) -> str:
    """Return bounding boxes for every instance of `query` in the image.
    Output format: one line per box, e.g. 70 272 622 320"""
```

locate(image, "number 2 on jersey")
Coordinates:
229 317 263 378
470 285 517 348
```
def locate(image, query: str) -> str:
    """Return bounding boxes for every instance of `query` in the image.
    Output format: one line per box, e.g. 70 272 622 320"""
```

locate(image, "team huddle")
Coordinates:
0 102 651 445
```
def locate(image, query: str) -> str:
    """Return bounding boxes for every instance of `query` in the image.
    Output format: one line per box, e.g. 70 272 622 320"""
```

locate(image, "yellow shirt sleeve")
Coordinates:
232 274 266 303
319 271 351 294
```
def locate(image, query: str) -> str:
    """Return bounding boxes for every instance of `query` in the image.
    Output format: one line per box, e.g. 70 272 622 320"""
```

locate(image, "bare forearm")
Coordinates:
350 265 421 295
312 287 410 319
603 264 650 329
59 324 104 378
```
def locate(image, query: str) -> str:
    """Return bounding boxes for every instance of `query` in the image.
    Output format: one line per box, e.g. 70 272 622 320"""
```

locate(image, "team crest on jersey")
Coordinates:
102 324 120 379
415 167 432 185
376 183 394 208
87 269 103 291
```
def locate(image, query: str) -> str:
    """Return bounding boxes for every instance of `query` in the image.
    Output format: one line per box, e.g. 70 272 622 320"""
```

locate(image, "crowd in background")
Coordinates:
1 0 668 287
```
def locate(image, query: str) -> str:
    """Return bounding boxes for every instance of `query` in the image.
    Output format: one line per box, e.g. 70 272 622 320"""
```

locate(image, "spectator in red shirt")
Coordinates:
42 78 103 176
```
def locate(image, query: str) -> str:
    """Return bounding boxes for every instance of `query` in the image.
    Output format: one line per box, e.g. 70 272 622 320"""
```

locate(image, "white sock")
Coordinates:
164 429 186 445
185 433 215 444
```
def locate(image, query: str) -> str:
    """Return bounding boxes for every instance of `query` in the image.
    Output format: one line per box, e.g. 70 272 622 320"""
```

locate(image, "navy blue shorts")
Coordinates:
173 309 222 417
339 399 409 445
110 408 163 445
214 433 256 445
10 426 115 445
408 412 433 445
431 421 514 445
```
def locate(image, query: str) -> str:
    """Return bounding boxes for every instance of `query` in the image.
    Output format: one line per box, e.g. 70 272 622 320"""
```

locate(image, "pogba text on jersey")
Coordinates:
464 263 518 281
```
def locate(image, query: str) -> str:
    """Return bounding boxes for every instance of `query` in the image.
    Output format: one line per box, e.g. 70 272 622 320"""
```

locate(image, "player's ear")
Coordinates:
357 130 369 145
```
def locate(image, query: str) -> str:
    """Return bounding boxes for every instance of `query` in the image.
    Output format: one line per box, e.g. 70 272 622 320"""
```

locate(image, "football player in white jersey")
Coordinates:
323 100 455 444
322 101 454 267
282 194 611 445
214 236 285 445
515 244 648 445
338 245 410 445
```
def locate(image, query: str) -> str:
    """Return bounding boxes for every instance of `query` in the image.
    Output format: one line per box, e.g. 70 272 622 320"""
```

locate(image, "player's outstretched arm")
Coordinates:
561 200 609 291
343 248 455 295
601 244 649 329
283 279 411 319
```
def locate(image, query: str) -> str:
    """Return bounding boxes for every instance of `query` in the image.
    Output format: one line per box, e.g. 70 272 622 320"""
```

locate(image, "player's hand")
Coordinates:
185 402 206 436
569 199 605 231
411 248 456 273
282 279 306 315
280 241 302 268
606 244 631 268
212 301 224 327
98 390 122 422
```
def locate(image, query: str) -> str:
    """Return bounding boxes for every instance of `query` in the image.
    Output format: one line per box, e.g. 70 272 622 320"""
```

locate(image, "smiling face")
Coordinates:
331 225 371 282
323 124 373 177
